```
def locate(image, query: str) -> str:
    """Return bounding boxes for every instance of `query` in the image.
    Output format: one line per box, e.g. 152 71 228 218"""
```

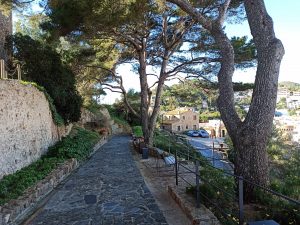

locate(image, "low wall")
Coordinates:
0 137 107 225
168 185 220 225
0 80 69 179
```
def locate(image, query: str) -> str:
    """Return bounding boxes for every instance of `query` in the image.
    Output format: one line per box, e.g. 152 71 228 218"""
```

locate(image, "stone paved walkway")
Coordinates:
24 136 168 225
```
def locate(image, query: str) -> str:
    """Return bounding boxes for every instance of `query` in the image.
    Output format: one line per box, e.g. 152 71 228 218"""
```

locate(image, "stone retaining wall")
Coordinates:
0 137 107 225
168 185 221 225
0 80 71 179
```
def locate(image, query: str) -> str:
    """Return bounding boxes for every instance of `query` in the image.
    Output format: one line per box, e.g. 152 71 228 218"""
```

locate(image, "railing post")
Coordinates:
168 134 171 154
17 64 21 80
175 148 178 186
238 176 244 225
0 59 4 79
196 159 200 208
212 142 215 167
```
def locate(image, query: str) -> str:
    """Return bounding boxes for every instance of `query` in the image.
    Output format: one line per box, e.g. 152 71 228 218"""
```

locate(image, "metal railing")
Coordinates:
173 147 300 224
0 59 21 80
159 130 300 225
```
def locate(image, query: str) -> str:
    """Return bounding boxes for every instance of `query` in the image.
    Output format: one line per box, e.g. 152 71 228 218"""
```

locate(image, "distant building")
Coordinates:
274 115 300 142
199 119 228 138
292 124 300 142
287 96 300 109
279 125 295 140
277 88 289 101
277 88 300 109
161 107 199 133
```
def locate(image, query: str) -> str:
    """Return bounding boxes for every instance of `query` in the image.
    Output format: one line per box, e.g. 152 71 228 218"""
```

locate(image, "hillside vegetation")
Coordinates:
279 81 300 91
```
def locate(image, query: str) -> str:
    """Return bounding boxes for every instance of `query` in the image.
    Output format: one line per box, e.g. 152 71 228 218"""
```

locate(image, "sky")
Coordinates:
15 0 300 104
228 0 300 84
102 0 300 104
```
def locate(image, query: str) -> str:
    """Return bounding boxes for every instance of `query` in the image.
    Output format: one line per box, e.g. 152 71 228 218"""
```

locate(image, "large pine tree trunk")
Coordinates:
208 0 284 201
233 0 284 200
233 130 269 201
138 41 151 146
167 0 285 200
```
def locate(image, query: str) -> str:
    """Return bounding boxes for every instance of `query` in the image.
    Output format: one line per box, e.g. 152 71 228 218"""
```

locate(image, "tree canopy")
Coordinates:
9 33 82 123
13 0 285 201
42 0 257 147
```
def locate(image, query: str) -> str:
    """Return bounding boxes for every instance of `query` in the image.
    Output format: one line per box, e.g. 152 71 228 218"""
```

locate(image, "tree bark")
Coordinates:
234 0 285 200
167 0 285 201
138 38 150 145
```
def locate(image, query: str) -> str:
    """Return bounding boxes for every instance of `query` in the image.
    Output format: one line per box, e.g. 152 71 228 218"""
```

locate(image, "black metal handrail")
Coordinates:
157 132 300 219
170 140 300 225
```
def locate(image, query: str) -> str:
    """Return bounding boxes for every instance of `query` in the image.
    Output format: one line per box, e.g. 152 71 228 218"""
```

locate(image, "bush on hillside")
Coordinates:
8 33 82 123
132 126 143 137
47 127 100 161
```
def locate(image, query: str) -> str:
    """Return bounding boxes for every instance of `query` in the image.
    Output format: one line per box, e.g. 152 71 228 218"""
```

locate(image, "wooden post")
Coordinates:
17 64 21 80
0 59 4 79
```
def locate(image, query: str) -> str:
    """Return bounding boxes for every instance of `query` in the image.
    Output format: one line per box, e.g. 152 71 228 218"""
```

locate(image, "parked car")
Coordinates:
197 129 209 138
187 130 199 137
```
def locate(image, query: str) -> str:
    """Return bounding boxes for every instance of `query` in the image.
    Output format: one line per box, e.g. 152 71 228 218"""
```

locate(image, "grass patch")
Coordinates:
47 127 100 161
0 157 63 205
0 127 100 206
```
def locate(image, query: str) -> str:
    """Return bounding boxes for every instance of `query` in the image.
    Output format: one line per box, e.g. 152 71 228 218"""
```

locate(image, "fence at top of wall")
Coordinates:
0 59 21 80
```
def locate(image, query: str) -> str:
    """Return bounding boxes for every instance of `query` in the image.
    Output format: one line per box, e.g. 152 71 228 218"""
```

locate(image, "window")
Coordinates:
186 125 188 129
222 130 226 137
193 115 197 120
183 116 185 120
177 126 181 131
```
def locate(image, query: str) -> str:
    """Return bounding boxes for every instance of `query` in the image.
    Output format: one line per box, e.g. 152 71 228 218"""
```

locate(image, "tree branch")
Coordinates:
217 0 232 25
167 0 212 30
88 65 141 119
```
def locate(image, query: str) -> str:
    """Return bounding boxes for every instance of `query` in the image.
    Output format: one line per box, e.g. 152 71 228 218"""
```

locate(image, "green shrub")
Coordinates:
0 127 100 206
9 33 82 123
47 127 100 161
0 157 63 205
132 126 143 137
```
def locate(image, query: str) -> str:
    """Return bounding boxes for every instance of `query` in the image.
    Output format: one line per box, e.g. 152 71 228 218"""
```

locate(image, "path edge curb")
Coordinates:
167 185 221 225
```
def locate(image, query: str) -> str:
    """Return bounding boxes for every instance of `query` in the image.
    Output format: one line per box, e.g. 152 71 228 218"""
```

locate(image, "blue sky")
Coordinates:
266 0 300 83
226 0 300 83
15 0 300 102
103 0 300 103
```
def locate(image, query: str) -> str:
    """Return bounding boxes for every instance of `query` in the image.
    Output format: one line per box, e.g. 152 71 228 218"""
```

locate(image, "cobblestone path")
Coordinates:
25 136 168 225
